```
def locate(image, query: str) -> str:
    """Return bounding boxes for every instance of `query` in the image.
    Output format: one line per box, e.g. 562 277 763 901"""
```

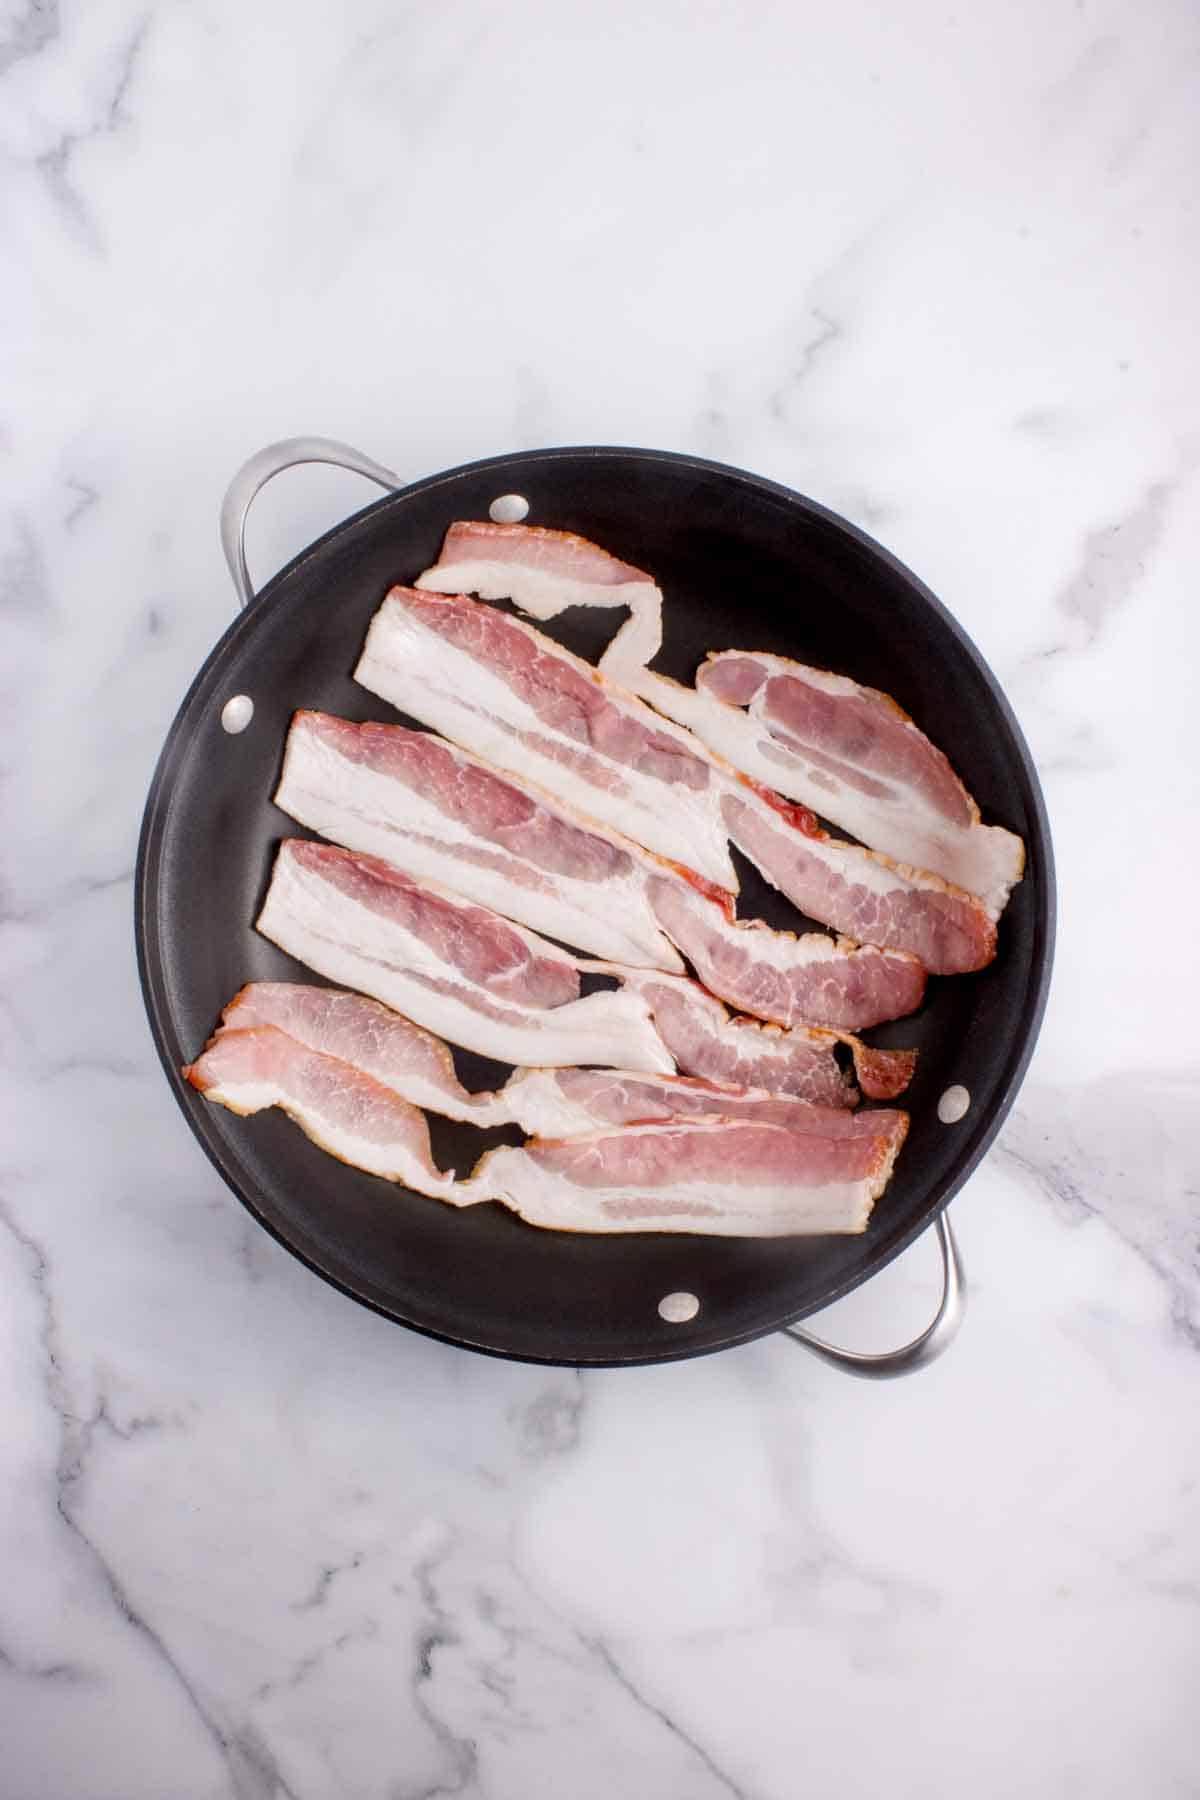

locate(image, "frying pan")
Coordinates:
136 439 1054 1373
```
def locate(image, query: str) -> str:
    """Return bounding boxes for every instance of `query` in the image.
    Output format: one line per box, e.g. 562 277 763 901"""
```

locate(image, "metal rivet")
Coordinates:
489 493 530 524
658 1290 700 1323
221 694 254 734
938 1084 971 1124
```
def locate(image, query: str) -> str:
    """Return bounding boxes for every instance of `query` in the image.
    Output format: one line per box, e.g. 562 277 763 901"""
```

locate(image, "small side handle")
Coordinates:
219 436 401 611
782 1212 964 1378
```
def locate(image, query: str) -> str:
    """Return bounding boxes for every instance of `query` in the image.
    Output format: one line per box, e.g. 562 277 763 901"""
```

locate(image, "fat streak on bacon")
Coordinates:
355 586 739 889
630 651 1024 915
475 1116 906 1237
416 520 664 674
256 840 674 1073
274 710 699 972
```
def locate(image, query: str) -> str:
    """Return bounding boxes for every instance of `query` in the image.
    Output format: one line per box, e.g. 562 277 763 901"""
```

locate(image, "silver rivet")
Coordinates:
221 694 254 734
489 493 530 524
938 1084 971 1124
658 1290 700 1323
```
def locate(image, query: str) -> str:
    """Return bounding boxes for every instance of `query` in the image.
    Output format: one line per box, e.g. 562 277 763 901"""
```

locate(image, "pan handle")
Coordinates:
780 1212 964 1378
220 437 401 610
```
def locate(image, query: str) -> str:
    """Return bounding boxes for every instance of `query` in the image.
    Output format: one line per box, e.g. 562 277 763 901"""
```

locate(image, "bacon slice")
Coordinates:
206 982 911 1147
356 589 989 972
644 876 925 1032
214 982 505 1125
475 1116 907 1236
614 967 915 1103
354 587 739 890
188 1030 903 1237
256 840 674 1073
720 786 996 975
274 746 921 1036
274 710 695 972
183 1025 472 1200
499 1064 907 1142
416 520 664 673
279 712 960 1020
630 653 1024 915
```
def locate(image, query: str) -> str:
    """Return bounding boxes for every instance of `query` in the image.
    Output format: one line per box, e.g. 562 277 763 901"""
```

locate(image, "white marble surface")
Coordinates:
3 1 1198 1794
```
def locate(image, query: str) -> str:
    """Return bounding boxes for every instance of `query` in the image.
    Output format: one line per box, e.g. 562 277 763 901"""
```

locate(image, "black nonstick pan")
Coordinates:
136 440 1054 1373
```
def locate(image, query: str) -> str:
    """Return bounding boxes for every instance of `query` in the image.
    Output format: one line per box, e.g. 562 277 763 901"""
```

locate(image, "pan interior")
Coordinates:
138 449 1052 1365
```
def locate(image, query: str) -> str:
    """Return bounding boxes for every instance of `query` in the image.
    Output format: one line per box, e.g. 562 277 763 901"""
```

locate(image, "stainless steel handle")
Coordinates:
781 1212 964 1378
219 436 401 610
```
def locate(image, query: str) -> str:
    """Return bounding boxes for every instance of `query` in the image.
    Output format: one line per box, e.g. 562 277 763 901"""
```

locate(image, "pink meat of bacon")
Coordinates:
274 709 706 972
644 876 926 1032
214 982 505 1125
630 651 1024 915
610 968 916 1103
720 783 996 975
475 1116 907 1237
256 840 673 1074
416 520 664 673
354 586 740 890
499 1064 908 1143
183 1025 468 1201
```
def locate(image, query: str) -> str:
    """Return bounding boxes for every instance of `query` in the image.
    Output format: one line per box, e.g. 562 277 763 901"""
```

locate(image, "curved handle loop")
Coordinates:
782 1212 964 1378
219 436 401 611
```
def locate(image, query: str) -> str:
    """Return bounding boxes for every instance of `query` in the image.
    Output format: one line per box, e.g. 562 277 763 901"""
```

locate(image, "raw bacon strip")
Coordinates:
607 969 916 1104
187 1030 902 1236
183 1026 473 1201
499 1065 907 1142
629 653 1024 915
475 1116 907 1237
277 715 973 1015
274 710 694 972
721 786 996 975
215 982 506 1126
257 840 674 1074
354 587 739 891
212 980 910 1127
644 876 926 1032
416 520 664 673
413 527 1013 929
356 591 984 971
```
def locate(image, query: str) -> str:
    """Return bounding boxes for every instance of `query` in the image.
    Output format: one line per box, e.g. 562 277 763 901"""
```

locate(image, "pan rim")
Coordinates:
135 444 1056 1366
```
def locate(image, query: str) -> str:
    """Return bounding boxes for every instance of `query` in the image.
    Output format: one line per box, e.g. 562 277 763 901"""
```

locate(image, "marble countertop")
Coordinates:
3 1 1197 1794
